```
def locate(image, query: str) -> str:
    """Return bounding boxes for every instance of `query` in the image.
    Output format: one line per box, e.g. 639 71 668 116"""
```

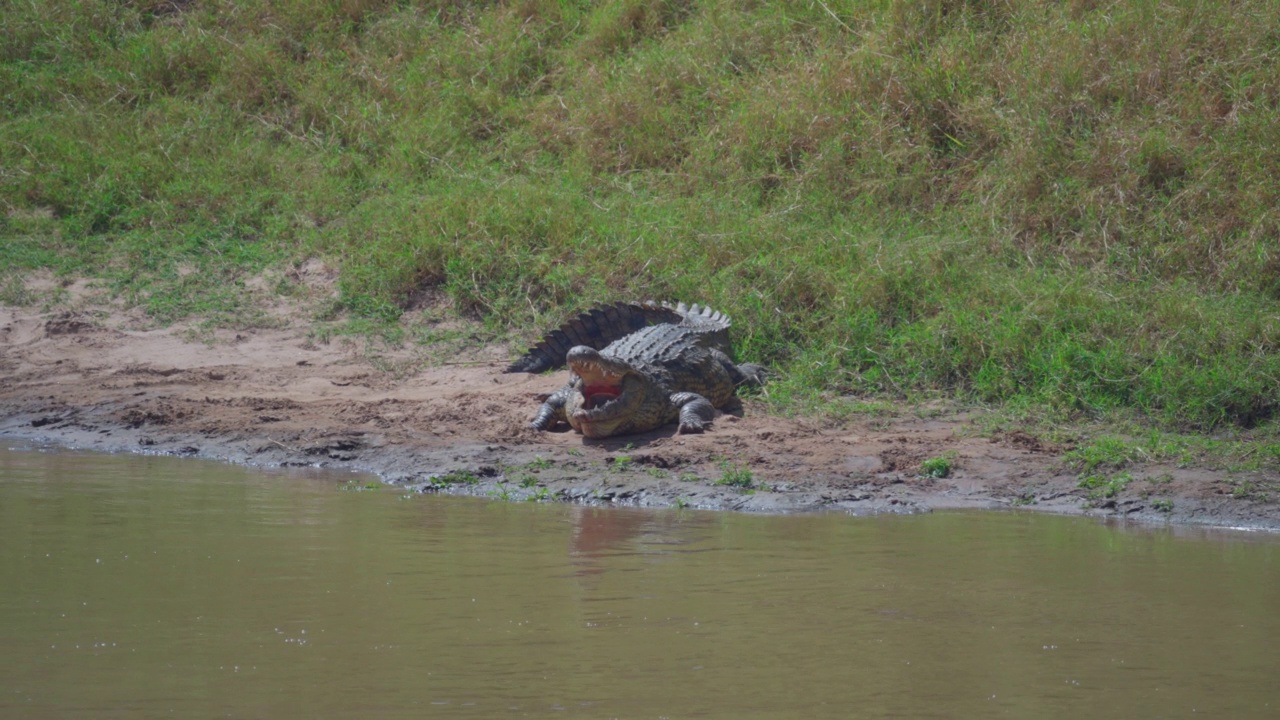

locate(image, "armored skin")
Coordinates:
506 302 765 438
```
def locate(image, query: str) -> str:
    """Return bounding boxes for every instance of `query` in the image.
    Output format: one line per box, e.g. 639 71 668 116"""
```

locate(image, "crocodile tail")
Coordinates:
505 301 732 373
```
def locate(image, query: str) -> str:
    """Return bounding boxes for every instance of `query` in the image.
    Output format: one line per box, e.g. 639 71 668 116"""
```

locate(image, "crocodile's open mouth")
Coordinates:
572 377 637 438
582 384 622 410
565 345 638 432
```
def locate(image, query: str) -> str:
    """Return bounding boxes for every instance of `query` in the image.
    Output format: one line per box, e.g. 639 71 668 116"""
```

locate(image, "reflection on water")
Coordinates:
2 441 1278 718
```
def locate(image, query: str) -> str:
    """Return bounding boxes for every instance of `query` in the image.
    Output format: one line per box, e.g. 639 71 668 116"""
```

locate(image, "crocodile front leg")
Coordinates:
671 392 716 433
529 387 571 430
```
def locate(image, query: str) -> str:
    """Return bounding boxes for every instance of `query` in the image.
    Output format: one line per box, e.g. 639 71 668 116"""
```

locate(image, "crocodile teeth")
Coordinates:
584 391 620 410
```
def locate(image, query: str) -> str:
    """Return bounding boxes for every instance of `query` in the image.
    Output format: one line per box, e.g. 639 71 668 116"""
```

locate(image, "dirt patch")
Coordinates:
2 299 1279 529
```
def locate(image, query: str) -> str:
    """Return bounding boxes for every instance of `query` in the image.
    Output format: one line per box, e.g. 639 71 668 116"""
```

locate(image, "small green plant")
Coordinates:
674 496 690 509
716 461 754 489
526 456 553 471
679 472 700 483
527 487 552 502
1151 499 1175 513
518 474 539 488
920 454 955 479
1078 472 1133 503
490 483 513 501
435 470 480 486
611 455 633 472
645 467 667 479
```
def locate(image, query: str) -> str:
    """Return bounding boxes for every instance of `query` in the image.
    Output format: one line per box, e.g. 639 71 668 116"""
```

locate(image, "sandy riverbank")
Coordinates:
2 291 1276 530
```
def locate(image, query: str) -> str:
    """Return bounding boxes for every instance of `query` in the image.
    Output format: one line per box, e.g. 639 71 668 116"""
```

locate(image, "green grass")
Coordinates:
1065 437 1151 475
1078 471 1134 504
5 0 1280 433
526 456 554 471
1225 477 1280 502
920 454 954 479
715 461 755 489
1064 424 1280 475
431 470 479 487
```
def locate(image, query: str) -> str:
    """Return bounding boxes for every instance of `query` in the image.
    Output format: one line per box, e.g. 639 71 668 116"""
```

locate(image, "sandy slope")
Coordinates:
2 290 1276 529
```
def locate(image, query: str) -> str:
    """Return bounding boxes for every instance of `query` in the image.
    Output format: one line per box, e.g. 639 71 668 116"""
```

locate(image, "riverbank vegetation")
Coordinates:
4 0 1280 440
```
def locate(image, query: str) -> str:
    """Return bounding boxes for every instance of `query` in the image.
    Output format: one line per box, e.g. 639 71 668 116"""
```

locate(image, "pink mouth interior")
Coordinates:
583 384 621 410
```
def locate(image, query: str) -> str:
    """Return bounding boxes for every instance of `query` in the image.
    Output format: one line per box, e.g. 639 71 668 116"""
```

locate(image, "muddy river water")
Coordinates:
2 441 1278 718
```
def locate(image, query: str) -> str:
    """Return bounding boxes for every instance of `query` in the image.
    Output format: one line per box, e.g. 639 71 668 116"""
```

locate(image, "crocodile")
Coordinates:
506 302 766 438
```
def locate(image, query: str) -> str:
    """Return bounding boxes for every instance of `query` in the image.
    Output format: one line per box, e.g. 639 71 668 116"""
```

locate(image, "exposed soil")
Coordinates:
3 277 1278 530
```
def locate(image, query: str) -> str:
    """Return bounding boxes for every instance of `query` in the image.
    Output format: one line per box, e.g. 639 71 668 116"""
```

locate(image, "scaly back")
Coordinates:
505 301 731 373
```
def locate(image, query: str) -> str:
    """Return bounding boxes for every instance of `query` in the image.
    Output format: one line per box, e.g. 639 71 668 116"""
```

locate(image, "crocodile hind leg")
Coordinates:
529 387 570 430
708 350 767 389
671 392 716 433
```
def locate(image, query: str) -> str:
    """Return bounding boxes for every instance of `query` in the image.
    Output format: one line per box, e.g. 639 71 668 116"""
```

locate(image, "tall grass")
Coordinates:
3 0 1280 429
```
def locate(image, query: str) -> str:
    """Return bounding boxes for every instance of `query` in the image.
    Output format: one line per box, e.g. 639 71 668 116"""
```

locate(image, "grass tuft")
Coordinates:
715 461 754 489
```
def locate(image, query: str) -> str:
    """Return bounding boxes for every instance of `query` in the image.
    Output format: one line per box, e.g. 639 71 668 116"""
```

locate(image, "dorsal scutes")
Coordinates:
656 301 730 332
506 301 732 373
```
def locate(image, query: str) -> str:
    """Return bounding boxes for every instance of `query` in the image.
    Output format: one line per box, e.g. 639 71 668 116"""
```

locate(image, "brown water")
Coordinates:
2 442 1278 719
